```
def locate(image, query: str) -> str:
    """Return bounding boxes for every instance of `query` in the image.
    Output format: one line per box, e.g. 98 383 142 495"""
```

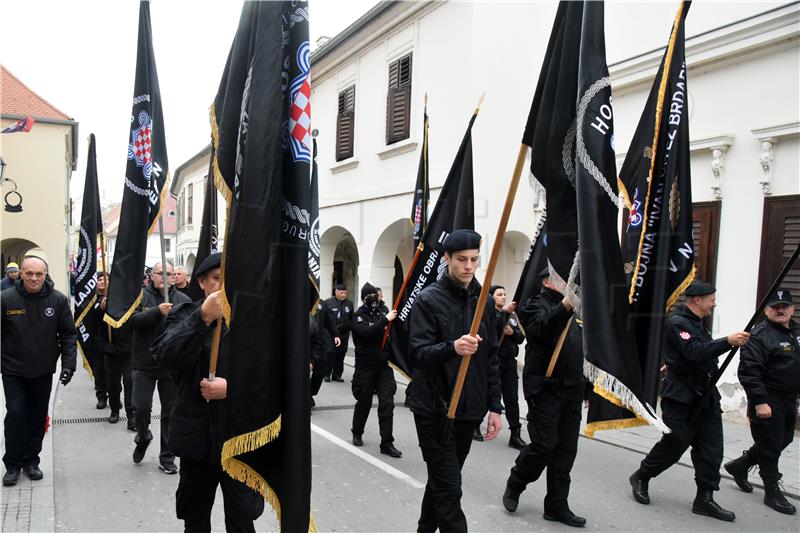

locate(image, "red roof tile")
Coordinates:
1 65 71 121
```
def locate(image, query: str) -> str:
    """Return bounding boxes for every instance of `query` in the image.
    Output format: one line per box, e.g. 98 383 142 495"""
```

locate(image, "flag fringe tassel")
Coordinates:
583 360 671 434
76 344 94 379
103 291 143 329
75 293 98 379
584 416 648 438
209 103 233 323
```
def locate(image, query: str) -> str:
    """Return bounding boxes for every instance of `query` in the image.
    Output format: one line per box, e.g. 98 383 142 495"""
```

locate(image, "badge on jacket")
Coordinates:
679 331 691 340
45 307 55 317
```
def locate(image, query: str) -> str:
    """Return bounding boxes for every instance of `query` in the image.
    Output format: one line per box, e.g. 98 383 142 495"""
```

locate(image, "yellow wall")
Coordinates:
1 118 73 293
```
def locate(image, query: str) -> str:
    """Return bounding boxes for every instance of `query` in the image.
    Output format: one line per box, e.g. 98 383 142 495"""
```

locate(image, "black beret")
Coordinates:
361 282 377 300
767 287 793 307
194 252 222 278
489 285 504 295
684 280 715 297
335 283 348 291
538 266 550 279
443 229 481 252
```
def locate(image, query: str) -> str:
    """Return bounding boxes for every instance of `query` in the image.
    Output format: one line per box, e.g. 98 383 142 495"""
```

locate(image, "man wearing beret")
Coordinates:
406 228 503 533
629 281 749 521
152 252 264 531
325 283 353 382
725 288 798 515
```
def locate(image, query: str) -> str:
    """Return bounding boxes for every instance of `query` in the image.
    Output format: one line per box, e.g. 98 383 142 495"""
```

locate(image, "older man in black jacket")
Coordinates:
152 253 264 532
406 229 502 533
2 256 77 486
502 267 586 527
129 261 191 473
726 288 799 515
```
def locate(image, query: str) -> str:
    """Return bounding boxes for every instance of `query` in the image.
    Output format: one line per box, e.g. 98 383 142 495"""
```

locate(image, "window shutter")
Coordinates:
386 54 412 145
336 86 355 161
758 195 800 319
691 201 721 286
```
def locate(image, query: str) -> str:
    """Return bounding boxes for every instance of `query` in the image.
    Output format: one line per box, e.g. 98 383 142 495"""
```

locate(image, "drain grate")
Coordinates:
53 414 161 425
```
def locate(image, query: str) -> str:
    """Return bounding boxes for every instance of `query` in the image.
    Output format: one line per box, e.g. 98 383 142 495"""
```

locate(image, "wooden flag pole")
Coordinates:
380 244 423 350
445 142 528 424
99 232 112 343
157 213 170 305
545 316 573 377
207 248 228 381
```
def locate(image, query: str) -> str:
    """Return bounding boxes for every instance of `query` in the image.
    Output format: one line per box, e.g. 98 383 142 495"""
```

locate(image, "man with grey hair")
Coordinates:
128 261 190 474
173 266 190 295
2 256 77 486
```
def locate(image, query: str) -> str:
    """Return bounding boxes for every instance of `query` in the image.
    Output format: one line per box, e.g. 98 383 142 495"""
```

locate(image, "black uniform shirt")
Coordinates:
738 318 800 405
325 296 354 336
494 308 525 360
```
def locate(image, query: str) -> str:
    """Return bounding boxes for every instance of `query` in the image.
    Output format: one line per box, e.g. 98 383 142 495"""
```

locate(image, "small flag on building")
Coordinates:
1 116 34 134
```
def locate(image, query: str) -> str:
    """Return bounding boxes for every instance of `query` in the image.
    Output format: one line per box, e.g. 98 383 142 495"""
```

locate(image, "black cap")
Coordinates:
361 282 377 301
684 280 716 297
538 266 550 279
767 288 793 307
489 285 504 295
194 252 222 278
443 229 481 252
335 283 348 291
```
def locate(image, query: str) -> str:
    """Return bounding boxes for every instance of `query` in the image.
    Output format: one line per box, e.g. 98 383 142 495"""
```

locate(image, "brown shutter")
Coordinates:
758 194 800 319
335 86 355 161
691 201 721 286
386 54 412 145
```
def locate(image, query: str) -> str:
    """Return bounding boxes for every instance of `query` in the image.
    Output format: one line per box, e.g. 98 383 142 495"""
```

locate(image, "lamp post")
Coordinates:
1 157 23 213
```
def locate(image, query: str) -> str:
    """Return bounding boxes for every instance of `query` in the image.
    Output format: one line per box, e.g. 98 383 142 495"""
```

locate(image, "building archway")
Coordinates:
320 225 359 299
186 253 196 274
494 230 531 298
371 219 414 307
1 238 41 268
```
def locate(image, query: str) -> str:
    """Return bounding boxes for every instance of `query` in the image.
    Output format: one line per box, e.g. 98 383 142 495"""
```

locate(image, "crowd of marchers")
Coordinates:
1 238 798 532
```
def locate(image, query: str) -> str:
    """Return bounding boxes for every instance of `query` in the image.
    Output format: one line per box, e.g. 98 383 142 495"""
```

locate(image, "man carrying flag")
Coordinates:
212 2 313 530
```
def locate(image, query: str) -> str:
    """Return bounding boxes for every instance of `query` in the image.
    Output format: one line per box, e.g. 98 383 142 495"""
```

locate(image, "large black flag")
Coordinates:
185 144 219 302
213 2 313 530
104 0 169 327
388 113 477 378
308 138 321 314
574 1 667 435
512 211 548 306
589 2 694 433
411 103 430 249
74 133 105 376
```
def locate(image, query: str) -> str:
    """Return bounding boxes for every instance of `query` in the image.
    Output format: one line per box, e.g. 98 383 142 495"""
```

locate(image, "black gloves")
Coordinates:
59 368 74 386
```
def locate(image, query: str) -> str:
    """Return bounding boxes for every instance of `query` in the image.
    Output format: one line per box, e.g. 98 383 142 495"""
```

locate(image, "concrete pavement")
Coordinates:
1 357 798 532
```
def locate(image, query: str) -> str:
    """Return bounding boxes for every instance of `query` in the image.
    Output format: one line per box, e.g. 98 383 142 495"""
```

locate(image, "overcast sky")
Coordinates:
1 0 379 203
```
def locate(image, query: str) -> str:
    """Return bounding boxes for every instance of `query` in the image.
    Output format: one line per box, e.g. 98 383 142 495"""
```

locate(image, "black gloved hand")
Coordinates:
59 368 74 386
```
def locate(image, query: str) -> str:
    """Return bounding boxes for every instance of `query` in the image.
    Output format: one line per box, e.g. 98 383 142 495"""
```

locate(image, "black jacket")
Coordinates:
518 287 584 400
325 296 354 337
1 279 77 378
152 301 228 462
315 300 340 355
406 274 502 421
129 284 191 371
738 319 800 405
495 308 525 360
661 306 731 404
351 305 390 371
309 314 324 368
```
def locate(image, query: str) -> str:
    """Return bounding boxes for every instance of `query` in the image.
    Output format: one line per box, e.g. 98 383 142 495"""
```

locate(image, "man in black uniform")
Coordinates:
502 268 586 527
350 282 402 458
629 281 749 521
2 256 77 486
128 261 191 473
725 288 798 515
310 299 340 406
406 229 503 533
325 283 353 382
98 272 135 429
152 253 264 532
490 285 526 450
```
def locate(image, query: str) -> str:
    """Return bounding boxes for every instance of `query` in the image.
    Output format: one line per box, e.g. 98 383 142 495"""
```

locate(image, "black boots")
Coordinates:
352 433 363 447
508 429 527 450
472 425 484 442
502 481 520 513
108 410 120 424
723 450 755 492
764 480 796 515
692 488 735 522
3 469 20 486
133 430 153 464
629 470 650 505
543 509 587 528
380 444 402 458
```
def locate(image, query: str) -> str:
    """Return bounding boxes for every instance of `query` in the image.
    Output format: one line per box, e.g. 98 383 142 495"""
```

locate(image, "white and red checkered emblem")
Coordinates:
679 331 691 340
287 42 312 163
127 110 154 179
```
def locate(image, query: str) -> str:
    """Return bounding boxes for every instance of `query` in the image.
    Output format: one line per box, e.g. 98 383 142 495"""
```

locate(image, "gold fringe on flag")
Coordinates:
208 104 233 324
103 290 143 328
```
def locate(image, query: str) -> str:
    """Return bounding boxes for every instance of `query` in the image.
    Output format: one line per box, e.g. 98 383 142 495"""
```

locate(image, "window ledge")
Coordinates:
330 159 359 174
377 139 417 160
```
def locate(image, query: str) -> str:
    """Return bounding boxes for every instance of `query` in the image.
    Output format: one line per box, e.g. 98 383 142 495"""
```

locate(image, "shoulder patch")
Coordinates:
6 309 25 315
679 331 691 340
356 315 364 323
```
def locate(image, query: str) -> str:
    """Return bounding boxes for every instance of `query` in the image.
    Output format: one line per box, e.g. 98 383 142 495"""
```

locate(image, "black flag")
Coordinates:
104 0 169 327
589 2 694 433
574 1 667 435
388 113 477 378
309 138 321 314
74 133 105 376
411 104 430 249
185 144 219 302
213 2 313 530
512 212 548 307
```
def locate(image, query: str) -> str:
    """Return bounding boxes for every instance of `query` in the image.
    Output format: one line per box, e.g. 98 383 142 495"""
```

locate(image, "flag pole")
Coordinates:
157 213 170 304
444 140 528 432
99 231 112 343
380 244 423 350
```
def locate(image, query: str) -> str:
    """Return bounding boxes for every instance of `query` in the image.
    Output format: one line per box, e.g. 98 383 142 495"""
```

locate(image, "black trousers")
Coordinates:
84 347 108 401
507 387 581 514
2 374 52 471
746 391 797 482
310 347 333 397
176 457 265 533
499 357 521 431
351 365 396 446
639 396 723 490
414 415 474 533
105 353 133 415
132 368 176 462
330 334 349 379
